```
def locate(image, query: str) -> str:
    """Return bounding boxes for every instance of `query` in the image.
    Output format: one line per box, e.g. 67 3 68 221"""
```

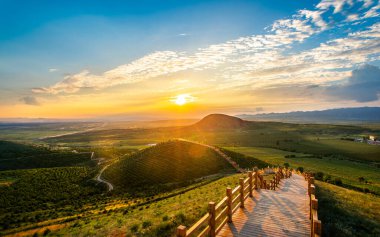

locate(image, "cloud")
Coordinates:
298 10 328 30
49 68 58 72
255 107 264 112
33 2 324 95
326 64 380 102
20 96 40 106
316 0 353 14
32 0 380 101
363 1 380 18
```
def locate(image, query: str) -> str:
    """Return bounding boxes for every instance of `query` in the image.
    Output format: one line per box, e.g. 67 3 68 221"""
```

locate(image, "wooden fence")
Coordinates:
304 173 322 237
176 167 292 237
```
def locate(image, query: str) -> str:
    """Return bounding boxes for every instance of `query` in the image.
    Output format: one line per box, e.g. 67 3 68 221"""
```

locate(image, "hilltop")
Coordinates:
102 140 234 194
192 114 249 130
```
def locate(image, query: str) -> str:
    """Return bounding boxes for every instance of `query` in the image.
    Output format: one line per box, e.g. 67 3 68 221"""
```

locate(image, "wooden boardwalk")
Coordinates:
216 174 310 237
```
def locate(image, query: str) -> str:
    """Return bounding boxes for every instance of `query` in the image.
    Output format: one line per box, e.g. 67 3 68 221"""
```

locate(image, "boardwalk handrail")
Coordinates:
304 173 322 237
176 167 293 237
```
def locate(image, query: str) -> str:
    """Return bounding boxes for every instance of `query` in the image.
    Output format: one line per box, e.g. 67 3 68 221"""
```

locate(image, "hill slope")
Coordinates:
238 107 380 123
0 141 93 171
103 140 234 193
192 114 249 130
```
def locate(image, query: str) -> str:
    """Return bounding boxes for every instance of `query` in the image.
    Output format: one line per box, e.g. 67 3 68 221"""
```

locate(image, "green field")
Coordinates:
226 146 380 194
43 121 380 162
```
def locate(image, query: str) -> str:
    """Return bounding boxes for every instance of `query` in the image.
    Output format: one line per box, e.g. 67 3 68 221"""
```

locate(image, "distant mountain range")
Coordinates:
237 107 380 123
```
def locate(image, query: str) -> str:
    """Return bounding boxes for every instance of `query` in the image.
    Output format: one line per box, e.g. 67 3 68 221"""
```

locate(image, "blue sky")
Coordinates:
0 0 380 119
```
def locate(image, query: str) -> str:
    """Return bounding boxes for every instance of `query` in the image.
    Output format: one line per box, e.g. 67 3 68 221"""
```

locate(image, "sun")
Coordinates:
172 94 195 106
175 95 187 105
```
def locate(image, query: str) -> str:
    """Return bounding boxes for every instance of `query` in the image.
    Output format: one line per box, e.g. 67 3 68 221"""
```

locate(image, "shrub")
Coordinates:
43 228 51 236
358 177 365 182
130 223 139 232
162 215 169 221
153 222 174 236
324 175 332 183
175 212 186 223
334 178 343 186
142 220 152 229
283 163 290 168
315 172 324 181
296 167 304 173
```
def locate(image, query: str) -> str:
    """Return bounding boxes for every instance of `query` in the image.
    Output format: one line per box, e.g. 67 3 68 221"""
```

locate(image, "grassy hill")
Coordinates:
103 140 234 193
192 114 249 130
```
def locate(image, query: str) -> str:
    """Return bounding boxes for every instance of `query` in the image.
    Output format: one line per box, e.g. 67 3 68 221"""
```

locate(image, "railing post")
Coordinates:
226 187 233 223
248 171 253 197
313 219 322 236
176 225 187 237
312 198 318 210
309 177 314 193
239 178 244 208
263 180 267 189
254 167 258 190
208 202 216 237
309 185 315 219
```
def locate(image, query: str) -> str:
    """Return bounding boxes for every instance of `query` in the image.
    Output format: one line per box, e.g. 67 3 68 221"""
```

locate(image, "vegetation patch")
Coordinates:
103 140 234 194
316 181 380 237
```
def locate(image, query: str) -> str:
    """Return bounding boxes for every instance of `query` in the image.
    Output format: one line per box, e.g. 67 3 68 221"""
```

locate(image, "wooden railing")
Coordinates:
304 173 322 237
176 167 292 237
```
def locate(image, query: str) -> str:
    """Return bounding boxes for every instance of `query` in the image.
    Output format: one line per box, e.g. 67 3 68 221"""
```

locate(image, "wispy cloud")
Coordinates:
20 96 40 106
32 0 380 106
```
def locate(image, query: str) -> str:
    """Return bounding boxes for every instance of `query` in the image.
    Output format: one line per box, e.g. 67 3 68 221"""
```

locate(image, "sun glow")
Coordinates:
172 94 195 106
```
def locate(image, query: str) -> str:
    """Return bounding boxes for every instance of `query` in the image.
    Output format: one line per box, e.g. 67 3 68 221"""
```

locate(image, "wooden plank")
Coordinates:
216 174 310 237
186 213 210 236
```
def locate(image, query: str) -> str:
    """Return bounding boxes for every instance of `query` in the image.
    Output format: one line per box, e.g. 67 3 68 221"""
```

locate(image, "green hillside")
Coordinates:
0 140 93 171
0 167 104 231
103 140 234 193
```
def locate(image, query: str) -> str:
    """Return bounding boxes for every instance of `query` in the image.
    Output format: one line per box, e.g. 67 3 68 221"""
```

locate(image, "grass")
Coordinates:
316 181 380 236
0 167 104 231
0 140 94 171
227 146 380 195
51 174 245 237
103 140 234 194
218 147 270 169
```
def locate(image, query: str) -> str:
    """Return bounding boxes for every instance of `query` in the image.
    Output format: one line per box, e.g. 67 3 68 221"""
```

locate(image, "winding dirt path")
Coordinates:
96 164 114 191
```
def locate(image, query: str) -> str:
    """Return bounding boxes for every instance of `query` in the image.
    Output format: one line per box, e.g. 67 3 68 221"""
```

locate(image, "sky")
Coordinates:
0 0 380 120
